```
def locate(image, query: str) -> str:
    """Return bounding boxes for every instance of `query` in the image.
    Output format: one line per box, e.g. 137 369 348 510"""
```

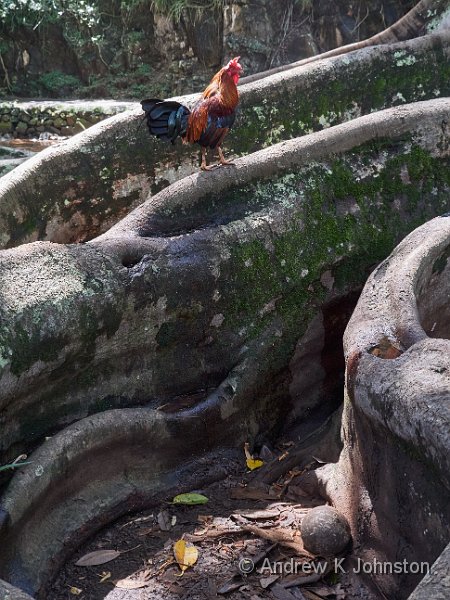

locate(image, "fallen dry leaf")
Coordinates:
305 584 335 597
217 575 243 594
272 582 305 600
282 560 333 588
233 509 279 520
197 514 213 523
260 574 280 588
98 571 111 583
244 442 264 470
241 524 313 556
75 549 121 566
247 458 264 470
158 509 172 531
369 337 402 359
69 586 82 595
173 539 198 574
115 577 149 590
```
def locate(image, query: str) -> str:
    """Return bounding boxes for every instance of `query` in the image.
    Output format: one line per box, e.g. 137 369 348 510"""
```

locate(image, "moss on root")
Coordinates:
218 141 449 350
231 41 450 157
0 247 123 378
3 139 444 379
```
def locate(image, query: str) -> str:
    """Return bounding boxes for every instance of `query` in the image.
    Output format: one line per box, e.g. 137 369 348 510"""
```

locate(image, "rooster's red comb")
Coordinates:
227 56 242 70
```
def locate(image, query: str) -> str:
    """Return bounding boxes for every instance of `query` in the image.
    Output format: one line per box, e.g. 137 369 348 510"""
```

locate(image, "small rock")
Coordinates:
210 313 224 328
46 125 62 135
73 118 91 133
53 117 66 128
301 505 351 556
15 121 29 134
0 121 12 133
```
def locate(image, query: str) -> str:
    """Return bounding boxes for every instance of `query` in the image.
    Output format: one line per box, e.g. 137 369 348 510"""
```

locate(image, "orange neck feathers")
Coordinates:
203 68 239 110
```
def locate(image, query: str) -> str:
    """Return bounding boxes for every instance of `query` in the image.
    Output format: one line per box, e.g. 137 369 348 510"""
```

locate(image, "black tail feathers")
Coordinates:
140 98 190 144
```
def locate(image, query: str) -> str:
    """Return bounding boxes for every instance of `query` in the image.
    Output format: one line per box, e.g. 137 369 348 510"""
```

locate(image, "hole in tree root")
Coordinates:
368 337 403 359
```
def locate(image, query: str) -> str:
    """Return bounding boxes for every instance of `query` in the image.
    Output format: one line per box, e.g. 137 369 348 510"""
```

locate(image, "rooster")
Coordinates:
141 57 243 171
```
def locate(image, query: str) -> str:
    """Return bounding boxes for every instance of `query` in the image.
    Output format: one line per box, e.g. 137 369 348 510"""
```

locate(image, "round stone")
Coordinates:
301 505 351 556
15 121 29 134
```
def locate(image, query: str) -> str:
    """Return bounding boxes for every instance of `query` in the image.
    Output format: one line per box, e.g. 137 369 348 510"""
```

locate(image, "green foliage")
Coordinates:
150 0 312 21
0 0 99 30
135 63 153 75
151 0 223 21
76 66 173 100
39 71 81 94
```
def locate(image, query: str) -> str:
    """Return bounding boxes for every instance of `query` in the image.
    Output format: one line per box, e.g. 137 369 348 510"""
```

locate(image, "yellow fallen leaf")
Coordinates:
246 458 264 470
99 571 111 583
244 443 264 470
173 539 198 574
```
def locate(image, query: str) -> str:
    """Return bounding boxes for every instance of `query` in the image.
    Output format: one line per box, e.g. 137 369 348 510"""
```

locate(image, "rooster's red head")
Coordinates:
225 56 243 84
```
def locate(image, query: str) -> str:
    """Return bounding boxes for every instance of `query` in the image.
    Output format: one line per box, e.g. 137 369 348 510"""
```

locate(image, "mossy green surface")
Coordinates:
230 41 450 157
217 141 450 351
1 137 448 381
0 246 124 378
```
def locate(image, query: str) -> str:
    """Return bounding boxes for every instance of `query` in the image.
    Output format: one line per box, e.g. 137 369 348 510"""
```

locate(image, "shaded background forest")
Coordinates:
0 0 414 100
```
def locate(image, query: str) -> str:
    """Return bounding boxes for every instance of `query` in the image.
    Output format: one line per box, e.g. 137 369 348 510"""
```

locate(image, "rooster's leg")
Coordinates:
200 147 216 171
218 147 235 166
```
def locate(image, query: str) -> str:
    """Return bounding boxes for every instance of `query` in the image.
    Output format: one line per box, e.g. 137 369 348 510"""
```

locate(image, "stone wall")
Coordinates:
0 100 135 138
